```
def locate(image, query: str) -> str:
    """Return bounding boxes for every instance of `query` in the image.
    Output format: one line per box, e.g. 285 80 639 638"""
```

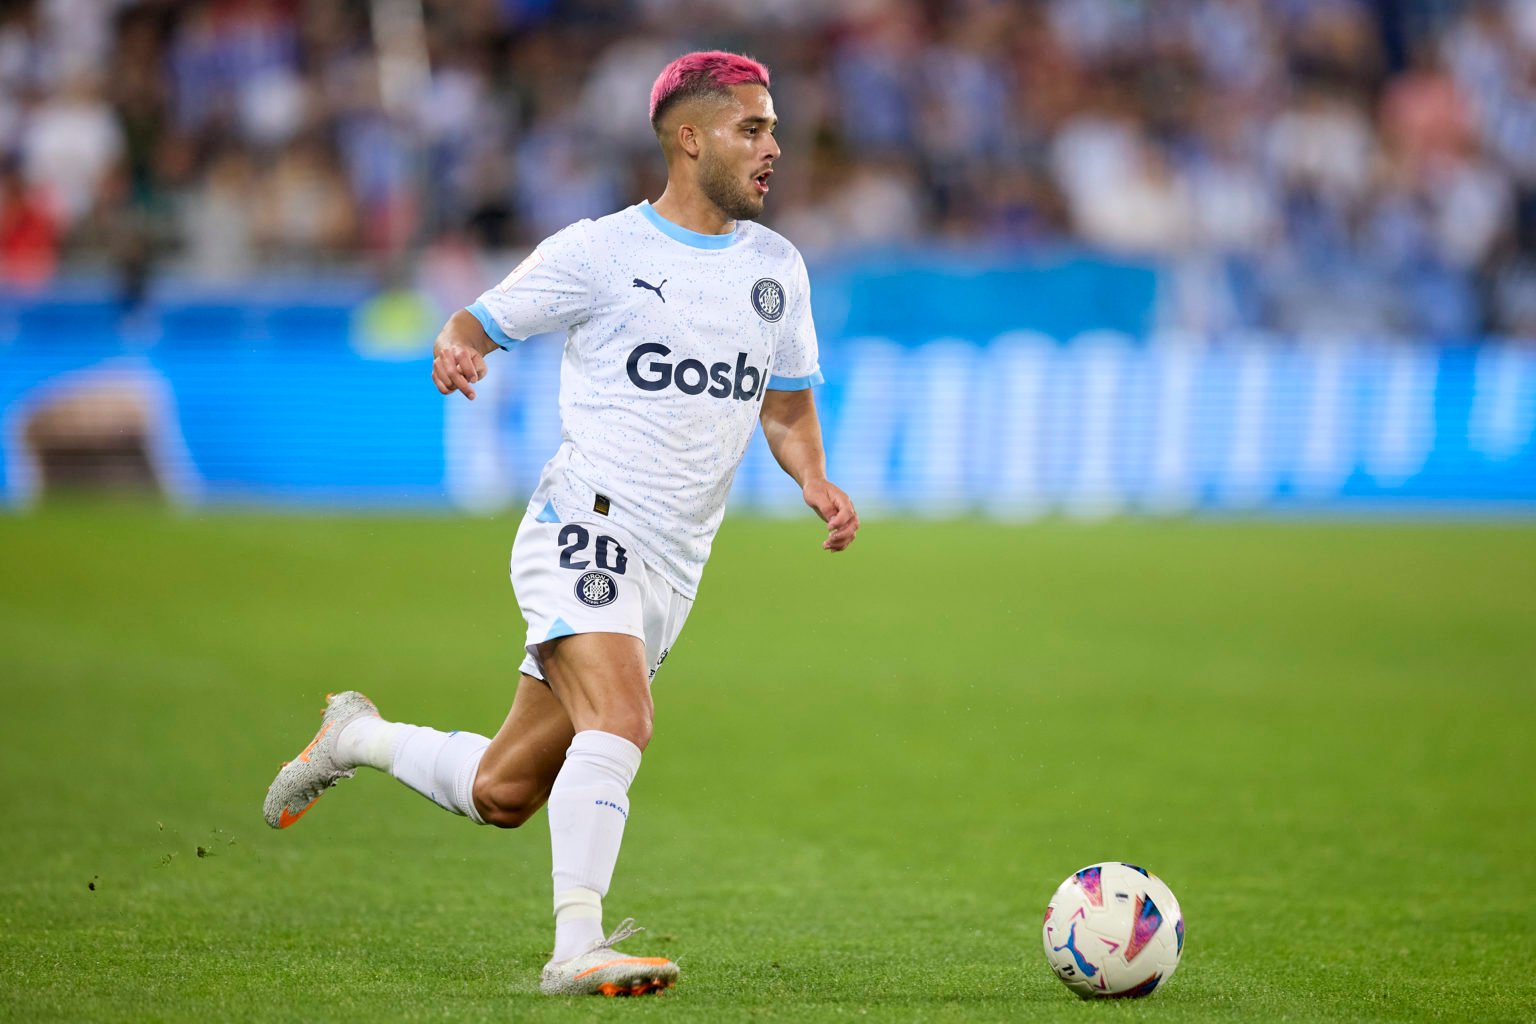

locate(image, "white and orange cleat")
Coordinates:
262 691 379 829
539 919 679 997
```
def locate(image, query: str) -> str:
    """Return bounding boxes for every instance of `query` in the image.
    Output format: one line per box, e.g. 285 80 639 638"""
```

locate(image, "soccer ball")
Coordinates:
1041 861 1184 999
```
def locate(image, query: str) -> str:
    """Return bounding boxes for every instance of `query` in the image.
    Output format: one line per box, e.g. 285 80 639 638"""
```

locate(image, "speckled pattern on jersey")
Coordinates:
471 202 821 598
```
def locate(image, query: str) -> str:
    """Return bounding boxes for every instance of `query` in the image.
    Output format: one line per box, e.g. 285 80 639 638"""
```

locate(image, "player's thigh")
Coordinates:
536 631 653 747
474 673 575 820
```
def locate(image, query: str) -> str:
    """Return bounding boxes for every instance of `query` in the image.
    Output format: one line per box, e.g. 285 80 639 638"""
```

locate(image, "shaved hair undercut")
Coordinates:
649 50 772 134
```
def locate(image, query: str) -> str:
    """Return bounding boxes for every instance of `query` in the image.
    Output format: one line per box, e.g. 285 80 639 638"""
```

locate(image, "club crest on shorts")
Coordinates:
751 278 785 322
574 570 618 607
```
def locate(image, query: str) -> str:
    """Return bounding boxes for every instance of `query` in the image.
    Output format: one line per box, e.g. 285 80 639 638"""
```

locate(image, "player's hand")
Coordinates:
803 479 859 552
432 337 489 401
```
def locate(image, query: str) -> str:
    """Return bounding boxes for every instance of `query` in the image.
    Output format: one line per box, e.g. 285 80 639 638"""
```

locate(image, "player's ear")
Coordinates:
677 122 702 159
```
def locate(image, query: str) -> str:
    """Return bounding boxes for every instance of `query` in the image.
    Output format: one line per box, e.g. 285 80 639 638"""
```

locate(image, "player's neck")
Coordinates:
650 188 736 237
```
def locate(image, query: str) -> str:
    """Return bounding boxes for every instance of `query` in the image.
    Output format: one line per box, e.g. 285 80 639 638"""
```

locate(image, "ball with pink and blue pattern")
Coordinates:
1041 861 1185 999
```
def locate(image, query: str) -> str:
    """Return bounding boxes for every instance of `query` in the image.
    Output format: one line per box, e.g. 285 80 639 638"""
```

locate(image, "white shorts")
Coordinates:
509 513 693 683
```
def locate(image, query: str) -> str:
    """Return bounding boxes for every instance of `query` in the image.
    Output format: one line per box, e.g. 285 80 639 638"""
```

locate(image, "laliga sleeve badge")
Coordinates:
751 278 784 322
496 249 544 292
575 571 618 607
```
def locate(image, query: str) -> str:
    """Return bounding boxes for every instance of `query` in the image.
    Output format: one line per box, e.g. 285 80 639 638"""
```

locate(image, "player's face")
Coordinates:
698 85 780 222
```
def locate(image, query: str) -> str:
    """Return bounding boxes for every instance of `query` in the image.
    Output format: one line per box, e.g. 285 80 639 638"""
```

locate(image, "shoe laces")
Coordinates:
598 918 643 949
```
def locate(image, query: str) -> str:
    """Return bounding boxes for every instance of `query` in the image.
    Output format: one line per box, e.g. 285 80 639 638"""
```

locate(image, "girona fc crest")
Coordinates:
751 278 784 322
574 571 617 607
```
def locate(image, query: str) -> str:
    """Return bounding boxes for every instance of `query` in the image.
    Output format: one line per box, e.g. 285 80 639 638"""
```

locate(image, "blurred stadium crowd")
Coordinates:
3 0 1536 337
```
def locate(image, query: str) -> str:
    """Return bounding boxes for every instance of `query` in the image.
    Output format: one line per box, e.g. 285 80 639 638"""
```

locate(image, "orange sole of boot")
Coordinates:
596 977 674 997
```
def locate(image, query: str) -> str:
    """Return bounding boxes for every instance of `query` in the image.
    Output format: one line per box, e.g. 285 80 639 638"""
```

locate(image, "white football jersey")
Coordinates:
468 201 822 597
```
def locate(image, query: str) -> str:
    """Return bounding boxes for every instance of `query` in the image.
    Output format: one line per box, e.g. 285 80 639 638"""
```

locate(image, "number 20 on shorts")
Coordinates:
557 524 628 574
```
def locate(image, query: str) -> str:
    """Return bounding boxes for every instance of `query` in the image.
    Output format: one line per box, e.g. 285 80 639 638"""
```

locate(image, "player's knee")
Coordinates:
599 698 652 751
472 777 546 829
622 713 652 752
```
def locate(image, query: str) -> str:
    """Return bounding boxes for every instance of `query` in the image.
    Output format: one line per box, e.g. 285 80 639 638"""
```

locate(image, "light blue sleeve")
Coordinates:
466 301 513 350
766 369 825 391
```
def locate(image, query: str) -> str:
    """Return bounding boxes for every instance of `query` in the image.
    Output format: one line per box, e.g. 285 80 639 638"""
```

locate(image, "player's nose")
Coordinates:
762 133 781 161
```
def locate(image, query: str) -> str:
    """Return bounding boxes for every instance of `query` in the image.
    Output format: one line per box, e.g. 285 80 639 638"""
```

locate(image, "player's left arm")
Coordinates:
759 388 859 552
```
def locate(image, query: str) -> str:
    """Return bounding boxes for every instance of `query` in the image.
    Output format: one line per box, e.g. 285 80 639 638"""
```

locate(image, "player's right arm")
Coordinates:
435 223 594 402
431 309 499 402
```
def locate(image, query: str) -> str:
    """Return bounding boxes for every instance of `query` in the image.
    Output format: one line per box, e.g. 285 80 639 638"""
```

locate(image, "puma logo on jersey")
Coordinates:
626 342 765 400
632 278 667 302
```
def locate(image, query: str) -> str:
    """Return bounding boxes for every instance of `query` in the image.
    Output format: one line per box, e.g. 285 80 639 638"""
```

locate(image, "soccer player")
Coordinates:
263 51 858 997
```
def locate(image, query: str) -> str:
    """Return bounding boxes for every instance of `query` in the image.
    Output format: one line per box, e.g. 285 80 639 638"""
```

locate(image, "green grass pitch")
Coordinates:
2 506 1534 1022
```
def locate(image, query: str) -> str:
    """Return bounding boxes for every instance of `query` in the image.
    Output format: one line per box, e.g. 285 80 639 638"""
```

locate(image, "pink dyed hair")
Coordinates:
649 50 771 129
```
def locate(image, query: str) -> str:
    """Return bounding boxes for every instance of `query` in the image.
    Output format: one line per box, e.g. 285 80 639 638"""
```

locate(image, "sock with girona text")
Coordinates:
546 730 643 961
336 717 489 824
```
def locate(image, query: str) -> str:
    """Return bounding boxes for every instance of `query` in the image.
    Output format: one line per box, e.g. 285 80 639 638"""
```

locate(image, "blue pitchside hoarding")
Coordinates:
2 325 1533 516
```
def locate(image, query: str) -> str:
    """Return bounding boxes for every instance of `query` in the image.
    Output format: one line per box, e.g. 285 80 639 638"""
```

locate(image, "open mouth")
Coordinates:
753 169 772 195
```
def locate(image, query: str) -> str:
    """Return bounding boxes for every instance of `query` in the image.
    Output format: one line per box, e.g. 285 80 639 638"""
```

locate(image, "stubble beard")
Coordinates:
698 149 764 223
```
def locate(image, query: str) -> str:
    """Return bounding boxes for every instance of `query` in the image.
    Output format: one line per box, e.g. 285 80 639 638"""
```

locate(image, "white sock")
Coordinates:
335 716 407 772
547 730 642 960
553 887 604 961
336 718 491 823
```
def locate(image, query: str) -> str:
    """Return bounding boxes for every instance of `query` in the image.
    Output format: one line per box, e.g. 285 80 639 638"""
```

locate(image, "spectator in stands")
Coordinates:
254 136 357 262
0 157 58 287
4 0 1535 340
21 72 123 231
